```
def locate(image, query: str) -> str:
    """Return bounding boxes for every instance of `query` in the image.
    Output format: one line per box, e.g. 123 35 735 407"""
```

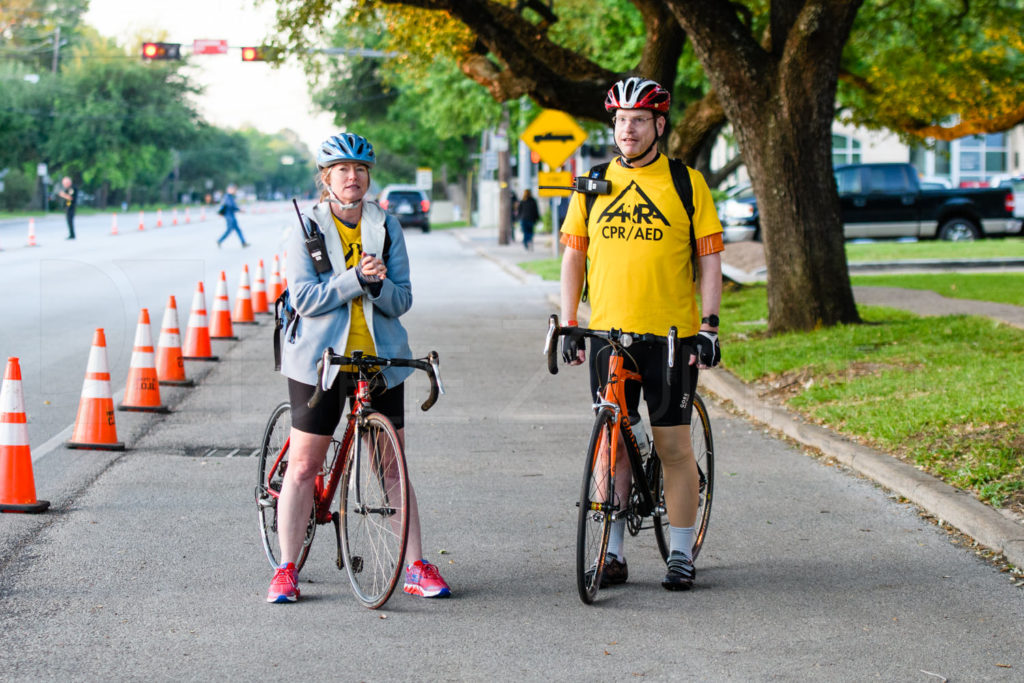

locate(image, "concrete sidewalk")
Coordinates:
454 225 1024 571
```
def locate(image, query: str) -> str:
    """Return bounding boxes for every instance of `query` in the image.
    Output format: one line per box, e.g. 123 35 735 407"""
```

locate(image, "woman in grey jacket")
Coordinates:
268 133 450 603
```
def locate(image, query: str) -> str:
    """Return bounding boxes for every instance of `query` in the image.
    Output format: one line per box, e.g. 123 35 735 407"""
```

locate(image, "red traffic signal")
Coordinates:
141 42 181 60
241 46 265 62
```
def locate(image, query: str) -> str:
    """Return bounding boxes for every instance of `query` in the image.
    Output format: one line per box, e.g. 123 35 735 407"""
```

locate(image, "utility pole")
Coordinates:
51 27 61 73
497 105 512 245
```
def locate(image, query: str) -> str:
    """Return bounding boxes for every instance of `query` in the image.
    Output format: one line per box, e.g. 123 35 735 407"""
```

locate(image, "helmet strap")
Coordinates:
616 111 664 168
327 187 362 210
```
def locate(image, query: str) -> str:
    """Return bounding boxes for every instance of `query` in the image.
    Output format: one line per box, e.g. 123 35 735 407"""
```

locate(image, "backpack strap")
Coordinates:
667 158 698 282
582 162 611 222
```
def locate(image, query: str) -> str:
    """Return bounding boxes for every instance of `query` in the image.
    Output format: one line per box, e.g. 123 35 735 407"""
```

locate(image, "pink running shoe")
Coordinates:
267 562 300 603
403 560 451 598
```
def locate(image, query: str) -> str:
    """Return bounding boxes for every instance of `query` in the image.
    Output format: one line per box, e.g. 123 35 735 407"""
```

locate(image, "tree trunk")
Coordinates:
668 0 863 333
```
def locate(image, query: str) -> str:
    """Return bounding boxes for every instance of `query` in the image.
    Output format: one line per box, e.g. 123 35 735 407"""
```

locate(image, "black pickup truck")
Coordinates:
719 162 1022 241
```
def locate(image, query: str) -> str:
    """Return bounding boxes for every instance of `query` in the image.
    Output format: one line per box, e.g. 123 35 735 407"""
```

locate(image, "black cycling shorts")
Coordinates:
588 337 698 427
288 376 405 435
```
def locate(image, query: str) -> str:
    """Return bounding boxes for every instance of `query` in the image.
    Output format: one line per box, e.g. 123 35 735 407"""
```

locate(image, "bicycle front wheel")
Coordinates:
256 401 315 571
652 393 715 561
577 407 615 605
339 411 409 609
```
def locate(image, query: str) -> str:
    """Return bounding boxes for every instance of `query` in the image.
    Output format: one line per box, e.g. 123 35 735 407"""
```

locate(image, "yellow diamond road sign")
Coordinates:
521 109 587 169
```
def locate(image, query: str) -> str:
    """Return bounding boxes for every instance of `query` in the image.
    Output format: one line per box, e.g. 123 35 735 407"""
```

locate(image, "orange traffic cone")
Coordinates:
182 282 219 362
26 218 38 246
156 296 194 387
253 259 269 314
172 208 179 226
67 329 125 451
232 265 257 325
282 251 288 289
200 206 207 222
110 212 119 236
185 207 191 224
156 209 164 228
269 255 284 301
210 271 238 340
0 357 50 513
139 211 145 231
118 309 170 413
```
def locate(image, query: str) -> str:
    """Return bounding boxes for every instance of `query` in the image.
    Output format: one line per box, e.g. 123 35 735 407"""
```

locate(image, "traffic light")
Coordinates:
141 42 181 60
241 46 278 62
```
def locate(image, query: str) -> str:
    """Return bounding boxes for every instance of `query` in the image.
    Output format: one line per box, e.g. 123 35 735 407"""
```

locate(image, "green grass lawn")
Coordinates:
722 284 1024 511
432 220 470 230
851 272 1024 307
846 237 1024 262
519 257 560 280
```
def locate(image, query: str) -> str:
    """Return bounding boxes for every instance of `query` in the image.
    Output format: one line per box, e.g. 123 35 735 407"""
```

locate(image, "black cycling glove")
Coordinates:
562 332 585 364
355 267 383 296
694 330 721 367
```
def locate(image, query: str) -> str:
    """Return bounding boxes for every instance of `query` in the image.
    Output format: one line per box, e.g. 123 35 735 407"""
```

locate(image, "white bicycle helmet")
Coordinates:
605 77 671 113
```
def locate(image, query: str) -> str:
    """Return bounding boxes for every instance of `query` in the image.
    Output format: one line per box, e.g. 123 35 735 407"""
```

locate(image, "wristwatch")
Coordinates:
701 314 719 327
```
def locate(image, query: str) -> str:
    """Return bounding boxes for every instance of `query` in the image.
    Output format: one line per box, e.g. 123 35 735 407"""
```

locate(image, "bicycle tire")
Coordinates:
256 401 315 570
339 411 409 609
577 407 615 605
652 393 714 561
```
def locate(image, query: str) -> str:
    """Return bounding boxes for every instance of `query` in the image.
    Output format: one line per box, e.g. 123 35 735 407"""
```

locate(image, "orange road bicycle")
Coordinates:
256 348 444 609
545 314 714 604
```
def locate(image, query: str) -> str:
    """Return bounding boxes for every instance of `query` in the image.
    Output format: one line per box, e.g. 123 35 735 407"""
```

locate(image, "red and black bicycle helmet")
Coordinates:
605 77 671 114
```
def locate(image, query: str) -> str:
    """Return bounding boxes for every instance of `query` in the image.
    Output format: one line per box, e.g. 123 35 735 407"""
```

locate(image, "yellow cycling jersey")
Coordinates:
332 215 377 362
561 155 723 336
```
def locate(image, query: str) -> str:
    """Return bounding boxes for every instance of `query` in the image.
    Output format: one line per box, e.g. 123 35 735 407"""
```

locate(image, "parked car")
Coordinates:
716 183 759 242
715 163 1021 242
998 177 1024 219
378 185 431 233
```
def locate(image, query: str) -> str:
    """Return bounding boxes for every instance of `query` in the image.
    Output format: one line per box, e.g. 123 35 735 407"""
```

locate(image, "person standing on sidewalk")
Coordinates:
56 176 77 240
559 77 724 591
516 189 540 250
268 132 451 603
216 184 249 248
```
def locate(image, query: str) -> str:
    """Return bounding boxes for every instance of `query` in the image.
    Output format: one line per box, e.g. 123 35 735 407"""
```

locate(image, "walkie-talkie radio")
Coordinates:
293 199 332 274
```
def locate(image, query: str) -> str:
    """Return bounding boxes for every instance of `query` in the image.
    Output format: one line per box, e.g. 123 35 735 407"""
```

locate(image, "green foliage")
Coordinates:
846 237 1024 263
0 0 89 73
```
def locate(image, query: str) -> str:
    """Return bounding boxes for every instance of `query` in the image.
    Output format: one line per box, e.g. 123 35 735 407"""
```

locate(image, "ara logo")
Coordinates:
344 241 363 265
597 181 669 228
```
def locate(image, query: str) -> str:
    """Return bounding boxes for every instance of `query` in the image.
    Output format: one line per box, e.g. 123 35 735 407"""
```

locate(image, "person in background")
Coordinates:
516 189 540 251
56 176 77 240
216 184 249 248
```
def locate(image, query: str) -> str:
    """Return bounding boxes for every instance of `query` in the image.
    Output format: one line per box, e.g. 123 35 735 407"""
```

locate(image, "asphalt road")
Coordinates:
1 226 1022 680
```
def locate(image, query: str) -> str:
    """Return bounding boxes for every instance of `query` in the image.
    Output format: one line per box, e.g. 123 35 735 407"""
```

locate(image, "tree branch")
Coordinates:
630 0 685 87
902 103 1024 142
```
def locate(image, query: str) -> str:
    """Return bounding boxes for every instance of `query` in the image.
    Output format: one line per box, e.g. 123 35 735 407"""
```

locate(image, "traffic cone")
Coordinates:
182 282 219 362
210 271 238 340
26 218 38 246
185 207 191 224
282 251 288 290
200 206 207 222
253 259 269 314
172 208 179 226
0 357 50 513
110 212 119 236
118 309 170 414
67 329 125 451
269 255 284 301
139 211 145 231
156 209 163 228
156 296 194 387
232 265 257 325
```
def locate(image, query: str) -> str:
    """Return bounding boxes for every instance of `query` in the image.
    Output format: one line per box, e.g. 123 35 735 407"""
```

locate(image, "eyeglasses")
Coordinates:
613 115 654 127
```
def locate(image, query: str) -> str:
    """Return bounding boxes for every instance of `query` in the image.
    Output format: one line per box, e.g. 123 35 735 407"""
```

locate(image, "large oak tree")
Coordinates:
271 0 1024 333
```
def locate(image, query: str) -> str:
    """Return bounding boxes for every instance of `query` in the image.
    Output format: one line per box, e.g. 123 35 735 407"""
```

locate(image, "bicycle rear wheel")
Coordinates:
577 407 615 605
339 411 409 609
652 393 714 561
256 401 315 570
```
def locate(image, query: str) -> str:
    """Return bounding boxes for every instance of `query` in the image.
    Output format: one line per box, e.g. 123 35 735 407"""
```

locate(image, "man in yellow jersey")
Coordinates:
559 77 724 591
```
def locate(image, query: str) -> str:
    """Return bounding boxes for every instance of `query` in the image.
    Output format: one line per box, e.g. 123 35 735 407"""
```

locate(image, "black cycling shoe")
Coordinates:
662 551 695 591
600 554 628 588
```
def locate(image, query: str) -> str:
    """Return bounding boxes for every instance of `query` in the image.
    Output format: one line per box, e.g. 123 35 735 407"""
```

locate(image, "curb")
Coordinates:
700 369 1024 569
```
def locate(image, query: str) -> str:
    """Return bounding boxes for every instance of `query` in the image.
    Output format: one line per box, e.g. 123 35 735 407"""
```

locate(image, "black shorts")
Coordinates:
288 376 405 436
588 337 698 427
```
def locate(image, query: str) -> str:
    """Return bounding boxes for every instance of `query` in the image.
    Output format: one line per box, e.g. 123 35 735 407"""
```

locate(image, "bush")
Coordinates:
0 168 36 210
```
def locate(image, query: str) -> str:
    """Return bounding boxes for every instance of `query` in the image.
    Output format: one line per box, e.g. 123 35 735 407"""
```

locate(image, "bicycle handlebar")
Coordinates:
308 348 445 411
544 314 683 385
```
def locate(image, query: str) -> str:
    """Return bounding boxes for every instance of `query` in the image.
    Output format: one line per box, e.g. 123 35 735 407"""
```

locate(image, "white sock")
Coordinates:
606 519 626 560
669 525 695 562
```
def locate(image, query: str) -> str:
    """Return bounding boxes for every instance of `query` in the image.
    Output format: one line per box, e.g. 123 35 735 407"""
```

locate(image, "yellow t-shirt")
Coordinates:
332 215 376 362
560 156 723 336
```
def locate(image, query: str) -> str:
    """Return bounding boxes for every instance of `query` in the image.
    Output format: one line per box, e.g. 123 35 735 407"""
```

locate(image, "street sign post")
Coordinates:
520 110 587 169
